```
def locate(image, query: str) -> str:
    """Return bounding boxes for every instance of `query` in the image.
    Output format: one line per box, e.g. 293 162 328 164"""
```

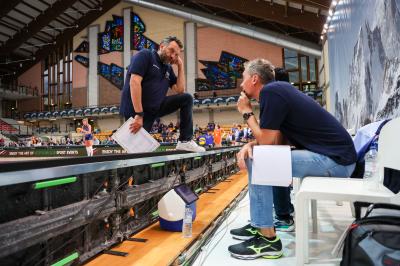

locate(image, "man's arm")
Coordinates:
171 57 185 94
246 116 284 145
129 74 144 133
130 74 143 114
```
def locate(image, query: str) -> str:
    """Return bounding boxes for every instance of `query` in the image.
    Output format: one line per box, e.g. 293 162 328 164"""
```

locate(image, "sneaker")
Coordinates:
176 140 206 152
274 217 295 232
228 235 283 260
230 224 259 240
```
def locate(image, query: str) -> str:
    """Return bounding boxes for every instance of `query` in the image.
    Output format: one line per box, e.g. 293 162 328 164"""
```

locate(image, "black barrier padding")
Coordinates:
133 165 150 185
1 242 45 266
50 177 84 209
88 172 110 198
48 226 84 265
183 158 193 171
193 156 206 169
88 220 110 251
0 182 44 224
150 163 167 181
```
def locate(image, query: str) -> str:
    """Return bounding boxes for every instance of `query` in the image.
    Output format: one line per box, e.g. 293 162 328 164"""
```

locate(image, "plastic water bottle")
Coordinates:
363 142 379 190
182 206 193 238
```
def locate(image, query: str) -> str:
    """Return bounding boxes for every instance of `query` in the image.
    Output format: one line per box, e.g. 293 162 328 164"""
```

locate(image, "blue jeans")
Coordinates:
247 149 355 228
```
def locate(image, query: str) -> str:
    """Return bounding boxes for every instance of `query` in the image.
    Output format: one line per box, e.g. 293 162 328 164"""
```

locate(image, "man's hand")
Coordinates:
129 115 143 134
237 91 252 114
173 56 183 67
236 142 256 170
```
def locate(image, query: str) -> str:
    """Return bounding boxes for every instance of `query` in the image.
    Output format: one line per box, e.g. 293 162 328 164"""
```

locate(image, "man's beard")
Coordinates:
159 50 170 64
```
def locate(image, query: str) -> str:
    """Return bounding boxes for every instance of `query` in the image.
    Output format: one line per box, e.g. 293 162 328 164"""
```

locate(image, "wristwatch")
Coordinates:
243 112 254 121
135 112 144 117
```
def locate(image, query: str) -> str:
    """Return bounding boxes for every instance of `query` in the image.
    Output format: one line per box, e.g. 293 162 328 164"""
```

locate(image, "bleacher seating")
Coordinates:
22 87 322 122
0 118 31 135
0 120 18 133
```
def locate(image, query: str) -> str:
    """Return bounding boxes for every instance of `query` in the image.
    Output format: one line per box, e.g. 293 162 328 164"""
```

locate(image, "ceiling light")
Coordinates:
324 24 328 29
332 0 337 7
329 9 333 16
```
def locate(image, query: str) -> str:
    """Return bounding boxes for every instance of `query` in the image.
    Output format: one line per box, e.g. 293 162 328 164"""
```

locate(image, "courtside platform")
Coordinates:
85 171 248 266
0 147 243 266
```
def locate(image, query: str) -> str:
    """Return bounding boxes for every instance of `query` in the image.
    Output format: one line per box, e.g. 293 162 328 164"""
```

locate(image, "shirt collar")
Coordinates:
153 50 166 66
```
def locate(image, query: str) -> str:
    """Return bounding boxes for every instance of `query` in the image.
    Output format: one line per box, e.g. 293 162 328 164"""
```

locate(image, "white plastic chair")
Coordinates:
295 117 400 265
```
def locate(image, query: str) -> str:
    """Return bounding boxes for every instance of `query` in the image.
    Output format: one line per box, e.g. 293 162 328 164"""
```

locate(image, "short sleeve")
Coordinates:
127 50 150 77
259 89 289 130
168 67 177 87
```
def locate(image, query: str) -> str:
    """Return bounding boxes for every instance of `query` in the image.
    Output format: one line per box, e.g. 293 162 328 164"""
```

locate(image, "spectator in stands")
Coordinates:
120 36 205 152
104 136 115 145
93 136 100 145
0 137 4 147
66 137 73 145
80 118 93 156
205 130 214 148
197 133 206 147
228 59 356 260
234 125 244 144
213 124 223 147
274 67 290 82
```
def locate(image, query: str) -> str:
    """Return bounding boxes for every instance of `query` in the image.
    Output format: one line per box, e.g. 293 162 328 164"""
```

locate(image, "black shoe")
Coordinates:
228 235 283 260
274 217 295 232
230 224 259 240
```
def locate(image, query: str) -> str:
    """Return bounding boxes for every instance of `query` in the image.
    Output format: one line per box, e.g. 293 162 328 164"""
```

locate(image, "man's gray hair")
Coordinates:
160 36 183 49
244 58 275 84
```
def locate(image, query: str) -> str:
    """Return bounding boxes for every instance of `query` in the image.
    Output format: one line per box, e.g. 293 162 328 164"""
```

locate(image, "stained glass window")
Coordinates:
196 51 248 91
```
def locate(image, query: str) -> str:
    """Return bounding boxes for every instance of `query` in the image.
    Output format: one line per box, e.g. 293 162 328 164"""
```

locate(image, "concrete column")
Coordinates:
88 25 99 107
123 8 132 81
184 22 197 95
208 109 214 123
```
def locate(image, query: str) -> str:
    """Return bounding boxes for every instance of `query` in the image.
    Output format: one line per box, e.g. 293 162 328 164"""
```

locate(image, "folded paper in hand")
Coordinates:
251 145 292 187
111 117 160 153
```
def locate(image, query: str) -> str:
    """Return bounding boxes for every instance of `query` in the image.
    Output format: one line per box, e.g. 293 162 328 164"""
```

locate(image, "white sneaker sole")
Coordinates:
231 235 255 241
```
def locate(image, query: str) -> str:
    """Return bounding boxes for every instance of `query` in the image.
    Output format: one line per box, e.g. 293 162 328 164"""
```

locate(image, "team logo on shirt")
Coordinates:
165 71 170 80
152 64 160 69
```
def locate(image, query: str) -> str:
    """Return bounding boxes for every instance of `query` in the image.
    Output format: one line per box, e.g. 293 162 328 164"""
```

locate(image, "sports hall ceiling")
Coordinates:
163 0 329 42
0 0 119 78
0 0 329 78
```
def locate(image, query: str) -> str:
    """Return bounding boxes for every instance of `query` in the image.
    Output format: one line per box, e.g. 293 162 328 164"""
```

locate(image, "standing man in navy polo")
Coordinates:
120 36 205 152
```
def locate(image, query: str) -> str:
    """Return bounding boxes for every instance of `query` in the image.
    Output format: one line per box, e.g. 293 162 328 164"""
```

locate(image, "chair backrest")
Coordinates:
378 117 400 203
378 117 400 172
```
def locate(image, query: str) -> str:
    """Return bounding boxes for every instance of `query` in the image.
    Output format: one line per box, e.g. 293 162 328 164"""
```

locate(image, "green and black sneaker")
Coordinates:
274 217 295 232
228 235 283 260
230 224 260 240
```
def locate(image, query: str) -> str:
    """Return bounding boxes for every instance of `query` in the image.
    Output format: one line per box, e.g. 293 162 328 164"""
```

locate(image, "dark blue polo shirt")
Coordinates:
119 49 177 117
259 81 356 165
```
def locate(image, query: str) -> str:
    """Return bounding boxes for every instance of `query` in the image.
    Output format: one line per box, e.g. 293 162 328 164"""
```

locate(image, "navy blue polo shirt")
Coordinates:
259 81 356 165
119 49 177 117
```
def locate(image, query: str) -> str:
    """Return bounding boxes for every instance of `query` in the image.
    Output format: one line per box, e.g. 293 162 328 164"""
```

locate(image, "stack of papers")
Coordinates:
112 117 160 153
251 145 292 187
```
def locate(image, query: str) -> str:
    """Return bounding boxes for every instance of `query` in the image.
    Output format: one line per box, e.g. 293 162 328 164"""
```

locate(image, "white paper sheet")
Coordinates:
251 145 292 187
111 117 160 153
